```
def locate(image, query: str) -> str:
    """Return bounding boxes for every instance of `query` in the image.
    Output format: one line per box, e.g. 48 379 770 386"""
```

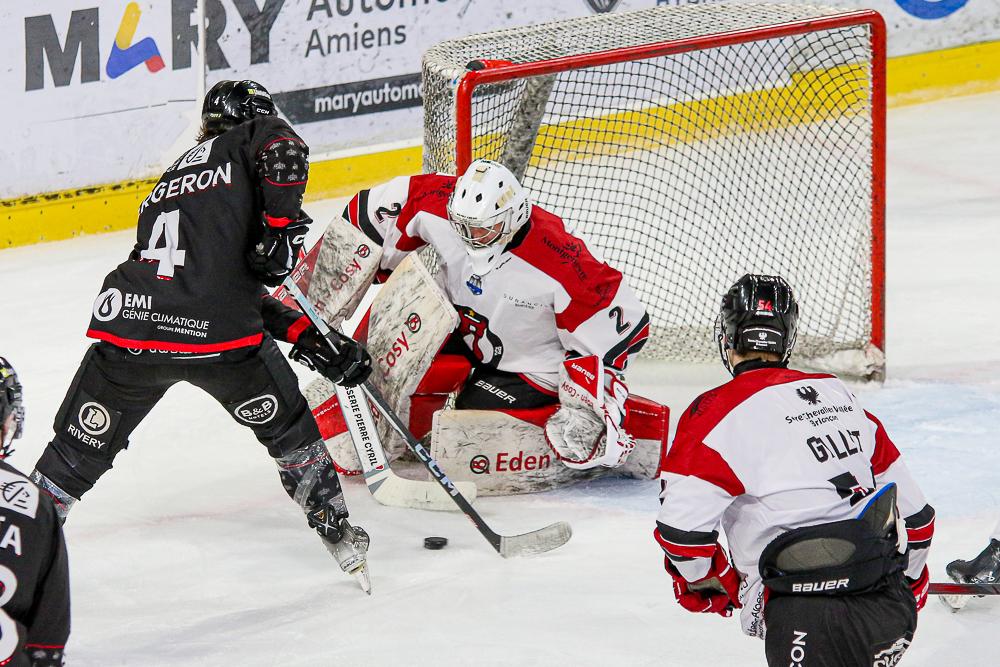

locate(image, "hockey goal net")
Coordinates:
422 4 886 379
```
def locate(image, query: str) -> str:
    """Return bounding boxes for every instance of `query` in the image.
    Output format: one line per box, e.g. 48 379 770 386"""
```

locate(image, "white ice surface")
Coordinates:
1 91 999 666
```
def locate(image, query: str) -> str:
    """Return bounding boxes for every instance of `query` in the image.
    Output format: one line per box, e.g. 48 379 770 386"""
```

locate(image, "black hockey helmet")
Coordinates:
716 274 799 375
201 79 276 133
0 358 24 457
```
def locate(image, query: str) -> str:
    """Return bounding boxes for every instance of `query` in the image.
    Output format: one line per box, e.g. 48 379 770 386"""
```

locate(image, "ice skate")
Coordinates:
319 515 371 595
942 539 1000 611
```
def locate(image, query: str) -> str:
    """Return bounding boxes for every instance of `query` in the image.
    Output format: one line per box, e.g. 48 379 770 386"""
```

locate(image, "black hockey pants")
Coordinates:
35 338 321 499
763 571 917 667
440 335 558 411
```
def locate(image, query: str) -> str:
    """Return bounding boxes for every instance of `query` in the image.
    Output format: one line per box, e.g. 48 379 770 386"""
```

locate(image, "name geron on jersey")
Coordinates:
138 162 233 215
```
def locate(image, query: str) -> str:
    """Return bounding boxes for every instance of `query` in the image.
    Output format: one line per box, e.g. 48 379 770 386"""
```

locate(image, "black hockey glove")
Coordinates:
247 212 311 287
290 326 373 387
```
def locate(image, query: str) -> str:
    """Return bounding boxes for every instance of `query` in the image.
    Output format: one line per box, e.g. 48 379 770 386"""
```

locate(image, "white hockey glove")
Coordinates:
544 355 634 470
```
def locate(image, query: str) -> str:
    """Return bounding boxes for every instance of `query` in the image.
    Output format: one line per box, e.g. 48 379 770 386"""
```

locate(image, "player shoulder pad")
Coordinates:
401 173 457 222
677 377 761 443
508 206 623 306
0 466 39 520
250 113 296 137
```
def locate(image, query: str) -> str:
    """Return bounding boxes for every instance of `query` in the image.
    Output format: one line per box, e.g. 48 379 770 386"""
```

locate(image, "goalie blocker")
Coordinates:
286 227 668 495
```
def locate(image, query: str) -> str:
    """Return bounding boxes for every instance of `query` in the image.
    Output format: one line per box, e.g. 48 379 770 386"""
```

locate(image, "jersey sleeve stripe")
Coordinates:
356 188 385 245
604 313 651 370
285 315 311 344
654 522 719 559
263 177 307 187
904 504 935 544
346 194 360 226
264 214 294 228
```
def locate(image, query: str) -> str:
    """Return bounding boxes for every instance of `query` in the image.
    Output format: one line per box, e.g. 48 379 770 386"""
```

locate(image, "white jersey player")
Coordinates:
655 275 934 667
340 159 650 469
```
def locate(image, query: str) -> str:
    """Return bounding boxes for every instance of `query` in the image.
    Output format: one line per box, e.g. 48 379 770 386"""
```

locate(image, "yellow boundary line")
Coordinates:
3 39 999 250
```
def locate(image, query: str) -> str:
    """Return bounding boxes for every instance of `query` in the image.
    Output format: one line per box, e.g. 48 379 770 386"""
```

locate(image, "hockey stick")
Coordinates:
359 379 572 557
279 276 476 511
929 582 1000 596
283 278 572 557
334 381 478 511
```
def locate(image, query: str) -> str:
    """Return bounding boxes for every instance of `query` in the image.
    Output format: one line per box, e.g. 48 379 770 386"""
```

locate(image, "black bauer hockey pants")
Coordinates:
763 572 917 667
440 334 558 411
35 338 322 499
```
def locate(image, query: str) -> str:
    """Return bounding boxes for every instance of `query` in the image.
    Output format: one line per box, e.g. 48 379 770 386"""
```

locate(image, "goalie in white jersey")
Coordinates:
655 275 934 667
338 159 650 471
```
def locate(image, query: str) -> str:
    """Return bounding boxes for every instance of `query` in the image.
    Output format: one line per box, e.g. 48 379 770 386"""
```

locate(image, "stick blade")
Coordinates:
499 521 573 558
939 594 969 612
371 474 478 512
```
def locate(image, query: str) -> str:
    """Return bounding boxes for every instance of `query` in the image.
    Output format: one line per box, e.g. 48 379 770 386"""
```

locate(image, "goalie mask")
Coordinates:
716 274 799 376
447 160 531 250
0 358 24 457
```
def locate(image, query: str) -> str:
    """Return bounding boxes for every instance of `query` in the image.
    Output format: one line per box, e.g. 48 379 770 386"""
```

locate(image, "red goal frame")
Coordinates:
451 10 887 359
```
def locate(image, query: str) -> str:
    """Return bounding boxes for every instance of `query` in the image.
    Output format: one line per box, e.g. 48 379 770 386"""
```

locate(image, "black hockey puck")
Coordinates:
424 536 448 550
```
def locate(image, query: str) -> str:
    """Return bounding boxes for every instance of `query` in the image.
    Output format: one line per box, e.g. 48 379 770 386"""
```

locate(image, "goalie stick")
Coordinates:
283 277 573 558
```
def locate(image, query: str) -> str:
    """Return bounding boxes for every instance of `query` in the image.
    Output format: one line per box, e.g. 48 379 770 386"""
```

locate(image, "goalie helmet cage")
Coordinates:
422 4 886 380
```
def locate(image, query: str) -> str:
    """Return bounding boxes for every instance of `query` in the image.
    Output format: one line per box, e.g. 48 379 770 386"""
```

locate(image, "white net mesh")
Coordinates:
422 4 883 377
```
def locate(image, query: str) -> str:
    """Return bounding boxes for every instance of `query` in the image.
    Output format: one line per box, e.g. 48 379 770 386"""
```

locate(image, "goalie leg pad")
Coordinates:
305 254 458 461
306 219 383 329
305 380 363 474
430 409 600 495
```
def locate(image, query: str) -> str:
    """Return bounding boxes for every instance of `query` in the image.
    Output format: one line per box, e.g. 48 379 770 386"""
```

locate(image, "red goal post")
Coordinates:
422 5 887 379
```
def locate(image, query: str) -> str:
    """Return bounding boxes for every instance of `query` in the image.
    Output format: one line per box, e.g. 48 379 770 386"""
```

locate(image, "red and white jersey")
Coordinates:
341 173 650 390
656 365 935 638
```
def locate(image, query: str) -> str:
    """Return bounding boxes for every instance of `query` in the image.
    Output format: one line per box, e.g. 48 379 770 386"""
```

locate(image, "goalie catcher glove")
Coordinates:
290 325 372 387
247 212 310 287
659 541 742 617
544 355 634 470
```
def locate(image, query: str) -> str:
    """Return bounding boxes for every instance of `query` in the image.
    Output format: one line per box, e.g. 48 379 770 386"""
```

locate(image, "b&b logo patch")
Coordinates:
233 395 278 425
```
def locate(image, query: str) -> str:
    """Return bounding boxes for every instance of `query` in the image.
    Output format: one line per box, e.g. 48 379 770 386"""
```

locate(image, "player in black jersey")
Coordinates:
0 358 70 667
29 80 375 591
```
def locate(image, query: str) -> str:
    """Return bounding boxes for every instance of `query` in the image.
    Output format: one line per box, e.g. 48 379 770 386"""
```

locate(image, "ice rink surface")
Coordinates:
1 91 998 666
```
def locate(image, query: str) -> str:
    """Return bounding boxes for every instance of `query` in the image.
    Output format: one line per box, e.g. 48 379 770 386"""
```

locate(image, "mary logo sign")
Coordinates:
105 2 165 79
233 395 278 425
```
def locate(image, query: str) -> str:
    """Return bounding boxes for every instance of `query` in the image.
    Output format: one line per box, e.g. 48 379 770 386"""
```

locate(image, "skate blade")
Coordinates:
351 563 372 595
339 552 371 595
